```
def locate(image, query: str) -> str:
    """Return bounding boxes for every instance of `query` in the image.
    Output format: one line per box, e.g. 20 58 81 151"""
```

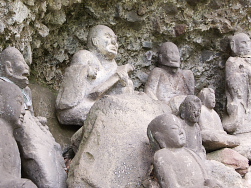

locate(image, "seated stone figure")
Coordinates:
147 113 222 188
56 25 134 126
224 33 251 134
0 47 67 188
179 95 206 159
145 42 194 103
0 81 37 188
198 88 239 151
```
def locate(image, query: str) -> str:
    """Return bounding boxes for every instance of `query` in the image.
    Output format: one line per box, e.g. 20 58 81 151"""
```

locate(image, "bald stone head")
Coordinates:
147 113 186 151
0 81 25 127
87 25 118 60
198 88 216 109
230 33 251 57
179 95 202 123
0 47 30 88
159 42 180 68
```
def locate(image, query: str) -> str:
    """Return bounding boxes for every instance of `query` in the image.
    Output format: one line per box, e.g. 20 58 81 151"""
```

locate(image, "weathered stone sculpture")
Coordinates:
224 33 251 134
147 113 222 188
179 95 206 159
0 81 37 188
67 93 171 187
198 88 239 151
0 47 67 188
145 42 194 103
56 25 134 126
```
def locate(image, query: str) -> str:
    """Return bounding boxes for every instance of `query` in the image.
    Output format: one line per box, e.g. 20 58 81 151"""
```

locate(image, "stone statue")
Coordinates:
56 25 134 126
147 113 222 188
179 95 205 159
145 42 194 103
0 81 37 188
0 47 67 188
224 33 251 134
198 88 239 151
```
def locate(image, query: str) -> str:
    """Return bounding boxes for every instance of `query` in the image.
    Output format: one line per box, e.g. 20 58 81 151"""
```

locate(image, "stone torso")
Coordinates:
154 148 205 188
145 67 194 102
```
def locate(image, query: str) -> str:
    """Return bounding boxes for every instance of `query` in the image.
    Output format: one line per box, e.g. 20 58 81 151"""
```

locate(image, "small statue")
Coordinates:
0 81 37 188
0 47 67 188
145 42 194 103
224 33 251 134
198 88 239 151
147 113 223 188
179 95 205 159
56 25 134 126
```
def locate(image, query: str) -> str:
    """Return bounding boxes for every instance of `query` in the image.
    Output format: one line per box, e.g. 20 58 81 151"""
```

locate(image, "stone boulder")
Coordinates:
205 160 244 188
207 148 249 176
67 93 171 188
233 132 251 161
14 111 67 188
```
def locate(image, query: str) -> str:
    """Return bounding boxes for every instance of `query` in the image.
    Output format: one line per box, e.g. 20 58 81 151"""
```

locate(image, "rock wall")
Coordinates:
0 0 250 115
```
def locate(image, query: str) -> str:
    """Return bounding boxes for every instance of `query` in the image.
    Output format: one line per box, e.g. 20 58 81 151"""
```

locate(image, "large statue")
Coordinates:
147 113 222 188
198 88 239 151
0 81 37 188
56 25 134 126
145 42 194 103
179 95 205 159
0 47 67 188
224 33 251 134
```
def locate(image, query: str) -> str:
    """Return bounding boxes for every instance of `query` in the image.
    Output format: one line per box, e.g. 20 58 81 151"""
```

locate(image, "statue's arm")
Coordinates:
154 150 181 188
145 68 161 100
89 64 133 100
183 70 195 95
225 57 243 100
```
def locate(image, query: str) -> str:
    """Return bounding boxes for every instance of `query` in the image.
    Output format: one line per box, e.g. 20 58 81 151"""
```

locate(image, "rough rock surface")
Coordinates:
67 93 171 188
14 111 67 188
1 0 251 116
30 83 76 146
207 148 249 176
205 160 244 188
232 132 251 161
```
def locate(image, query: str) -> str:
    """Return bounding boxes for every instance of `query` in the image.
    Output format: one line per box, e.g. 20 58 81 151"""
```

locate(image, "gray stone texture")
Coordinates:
207 148 249 176
1 0 248 116
67 93 171 188
14 110 67 188
0 47 67 188
0 81 37 188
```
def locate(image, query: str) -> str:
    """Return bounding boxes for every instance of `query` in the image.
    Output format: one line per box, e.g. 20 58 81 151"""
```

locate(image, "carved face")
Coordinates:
204 91 215 109
93 27 118 60
184 102 201 123
11 95 25 127
7 52 30 89
0 82 25 127
232 33 251 56
161 115 186 148
159 42 180 68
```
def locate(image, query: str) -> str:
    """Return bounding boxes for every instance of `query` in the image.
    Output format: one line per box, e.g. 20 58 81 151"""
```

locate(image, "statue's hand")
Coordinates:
117 64 134 87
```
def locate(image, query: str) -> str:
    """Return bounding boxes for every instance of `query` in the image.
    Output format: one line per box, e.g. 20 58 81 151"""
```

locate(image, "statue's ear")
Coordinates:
4 61 13 76
154 132 165 149
92 37 98 47
159 54 162 64
180 110 185 119
230 40 235 54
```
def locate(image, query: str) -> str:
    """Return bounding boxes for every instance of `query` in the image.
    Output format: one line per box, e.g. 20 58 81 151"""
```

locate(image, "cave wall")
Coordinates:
1 0 251 116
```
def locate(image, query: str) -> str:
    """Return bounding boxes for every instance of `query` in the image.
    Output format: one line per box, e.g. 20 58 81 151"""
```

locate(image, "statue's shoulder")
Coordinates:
71 50 100 66
154 148 172 161
182 69 194 79
226 56 237 65
150 67 165 75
